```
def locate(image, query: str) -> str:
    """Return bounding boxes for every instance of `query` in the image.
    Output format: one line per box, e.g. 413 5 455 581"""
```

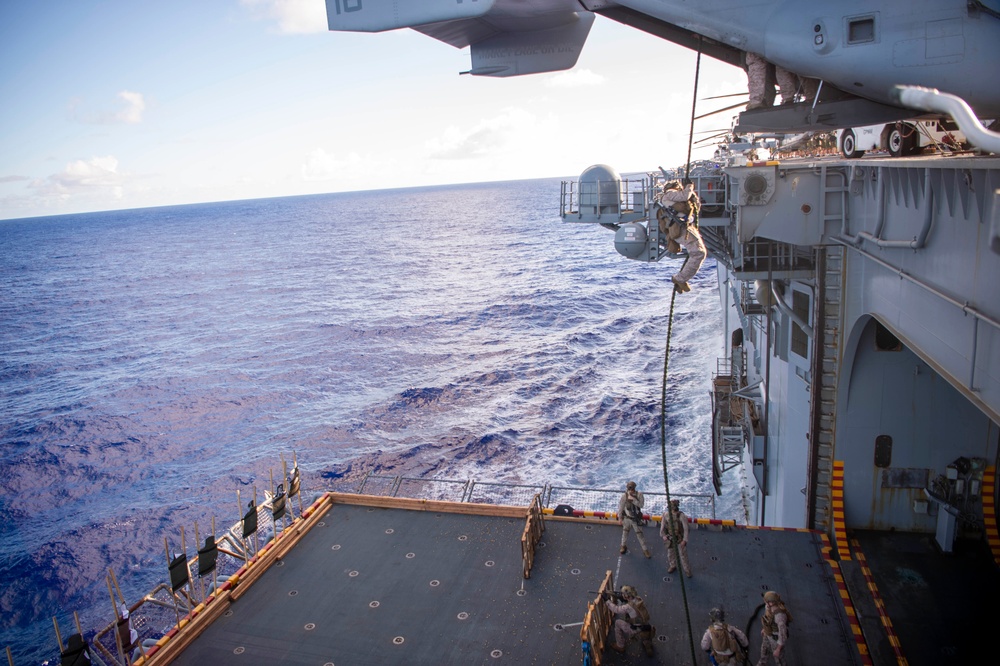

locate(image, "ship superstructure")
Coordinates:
710 153 1000 536
560 143 1000 532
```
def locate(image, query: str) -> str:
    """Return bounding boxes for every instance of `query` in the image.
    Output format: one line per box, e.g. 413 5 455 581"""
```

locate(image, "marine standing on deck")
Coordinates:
660 499 692 577
758 590 792 665
604 585 655 657
701 607 749 665
618 481 651 558
654 180 705 294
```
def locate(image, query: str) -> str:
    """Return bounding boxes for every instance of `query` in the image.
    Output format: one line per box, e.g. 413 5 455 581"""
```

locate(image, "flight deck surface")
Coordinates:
170 496 861 665
844 530 1000 666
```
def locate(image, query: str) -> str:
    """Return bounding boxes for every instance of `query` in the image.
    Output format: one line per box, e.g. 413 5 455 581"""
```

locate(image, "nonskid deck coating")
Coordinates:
845 530 1000 666
171 500 860 665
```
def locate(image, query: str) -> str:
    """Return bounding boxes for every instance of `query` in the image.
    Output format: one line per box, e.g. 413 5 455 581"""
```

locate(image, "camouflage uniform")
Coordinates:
745 52 775 109
776 67 819 104
758 592 791 665
659 501 692 577
618 483 650 557
656 182 706 291
605 588 655 656
701 620 749 665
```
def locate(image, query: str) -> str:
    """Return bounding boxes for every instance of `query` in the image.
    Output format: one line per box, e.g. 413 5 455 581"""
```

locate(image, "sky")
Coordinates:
0 1 749 220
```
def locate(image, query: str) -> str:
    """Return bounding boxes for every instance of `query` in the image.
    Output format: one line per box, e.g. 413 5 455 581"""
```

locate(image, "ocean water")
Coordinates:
0 178 732 663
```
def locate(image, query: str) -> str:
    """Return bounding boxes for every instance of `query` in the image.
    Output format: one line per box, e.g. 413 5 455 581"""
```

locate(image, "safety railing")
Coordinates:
353 473 719 520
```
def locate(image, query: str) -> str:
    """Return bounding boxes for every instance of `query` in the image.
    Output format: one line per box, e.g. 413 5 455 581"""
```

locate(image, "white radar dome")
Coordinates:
578 164 622 216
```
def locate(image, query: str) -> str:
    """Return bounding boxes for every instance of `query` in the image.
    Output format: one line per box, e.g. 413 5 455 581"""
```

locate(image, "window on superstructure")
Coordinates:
847 16 876 44
790 290 810 359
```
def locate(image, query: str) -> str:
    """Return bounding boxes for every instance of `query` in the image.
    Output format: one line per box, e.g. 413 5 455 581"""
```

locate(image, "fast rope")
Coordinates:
683 36 703 184
743 604 765 666
660 270 699 666
659 34 704 666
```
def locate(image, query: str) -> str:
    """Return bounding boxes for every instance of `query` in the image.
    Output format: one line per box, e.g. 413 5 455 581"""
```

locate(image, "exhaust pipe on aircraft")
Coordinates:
892 85 1000 154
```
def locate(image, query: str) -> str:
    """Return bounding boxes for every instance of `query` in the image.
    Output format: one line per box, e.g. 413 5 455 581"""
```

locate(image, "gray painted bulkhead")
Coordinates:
726 156 1000 531
838 316 997 530
836 159 1000 427
834 157 1000 530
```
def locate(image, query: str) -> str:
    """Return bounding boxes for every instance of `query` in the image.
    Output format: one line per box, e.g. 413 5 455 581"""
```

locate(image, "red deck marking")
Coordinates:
983 466 1000 568
820 533 873 665
850 538 909 665
832 461 852 561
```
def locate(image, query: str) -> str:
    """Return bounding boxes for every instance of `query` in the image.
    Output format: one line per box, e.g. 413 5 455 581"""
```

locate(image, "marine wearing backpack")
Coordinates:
700 608 749 665
758 590 792 665
653 180 706 293
605 585 656 657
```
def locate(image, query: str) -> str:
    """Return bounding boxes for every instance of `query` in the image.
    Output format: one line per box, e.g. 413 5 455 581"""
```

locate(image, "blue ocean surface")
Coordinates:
0 178 730 663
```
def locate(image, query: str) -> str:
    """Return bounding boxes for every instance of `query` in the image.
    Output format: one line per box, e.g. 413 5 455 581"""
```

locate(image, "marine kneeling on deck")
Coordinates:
604 585 655 657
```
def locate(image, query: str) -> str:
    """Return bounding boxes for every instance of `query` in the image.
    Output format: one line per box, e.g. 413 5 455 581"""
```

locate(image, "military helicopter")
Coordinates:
326 0 1000 134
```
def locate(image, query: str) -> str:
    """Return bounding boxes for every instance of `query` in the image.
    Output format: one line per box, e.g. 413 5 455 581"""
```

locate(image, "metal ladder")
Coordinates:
819 164 849 236
810 246 844 532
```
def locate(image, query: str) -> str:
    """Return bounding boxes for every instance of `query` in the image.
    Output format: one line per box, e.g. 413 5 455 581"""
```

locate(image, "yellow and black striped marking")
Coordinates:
820 533 872 665
983 466 1000 568
832 461 851 561
851 538 909 666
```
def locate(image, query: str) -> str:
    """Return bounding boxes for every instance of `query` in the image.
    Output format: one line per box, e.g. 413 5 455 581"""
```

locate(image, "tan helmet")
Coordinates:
626 481 637 490
763 591 781 603
620 585 637 600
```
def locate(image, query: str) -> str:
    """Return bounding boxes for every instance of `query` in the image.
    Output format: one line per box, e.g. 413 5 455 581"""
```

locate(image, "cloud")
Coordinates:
115 91 146 124
301 147 341 180
31 156 125 199
545 69 606 88
72 91 146 125
241 0 328 34
426 108 538 160
300 147 380 181
0 175 30 184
